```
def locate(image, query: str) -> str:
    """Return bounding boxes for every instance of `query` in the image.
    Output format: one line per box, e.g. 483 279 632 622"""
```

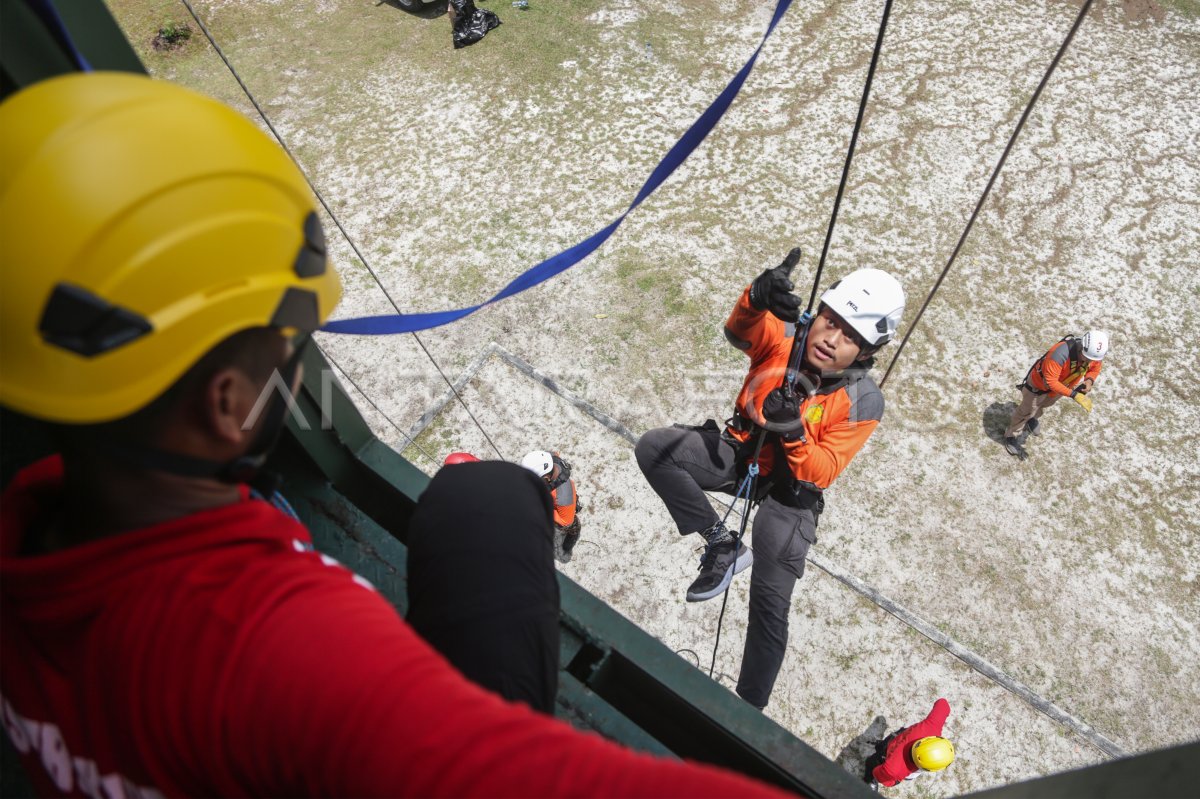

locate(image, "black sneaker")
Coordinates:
686 540 753 602
1024 417 1040 437
1003 436 1027 460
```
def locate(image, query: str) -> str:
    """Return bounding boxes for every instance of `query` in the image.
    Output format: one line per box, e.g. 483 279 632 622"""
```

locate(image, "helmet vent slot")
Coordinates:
293 212 327 278
269 287 319 331
39 283 152 357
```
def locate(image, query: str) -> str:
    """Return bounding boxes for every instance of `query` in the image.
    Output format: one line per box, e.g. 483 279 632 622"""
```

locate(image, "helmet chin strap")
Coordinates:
107 336 309 497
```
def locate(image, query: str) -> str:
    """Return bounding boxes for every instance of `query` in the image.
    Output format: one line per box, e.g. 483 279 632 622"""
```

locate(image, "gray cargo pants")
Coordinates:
635 424 818 709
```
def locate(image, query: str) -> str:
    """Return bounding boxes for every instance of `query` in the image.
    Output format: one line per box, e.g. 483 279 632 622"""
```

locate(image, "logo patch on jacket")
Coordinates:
804 404 824 425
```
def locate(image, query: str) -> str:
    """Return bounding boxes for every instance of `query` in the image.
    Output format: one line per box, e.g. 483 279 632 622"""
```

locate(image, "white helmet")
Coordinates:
521 450 554 477
819 268 905 348
1081 330 1109 361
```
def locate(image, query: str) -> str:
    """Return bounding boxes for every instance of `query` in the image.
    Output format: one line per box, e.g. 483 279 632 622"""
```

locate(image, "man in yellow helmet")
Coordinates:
864 698 955 787
0 73 793 798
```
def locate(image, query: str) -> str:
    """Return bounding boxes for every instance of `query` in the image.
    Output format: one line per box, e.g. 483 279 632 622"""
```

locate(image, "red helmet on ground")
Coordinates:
443 452 480 465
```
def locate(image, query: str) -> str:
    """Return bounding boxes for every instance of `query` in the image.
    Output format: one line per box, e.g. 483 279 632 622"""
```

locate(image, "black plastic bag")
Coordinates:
449 0 500 49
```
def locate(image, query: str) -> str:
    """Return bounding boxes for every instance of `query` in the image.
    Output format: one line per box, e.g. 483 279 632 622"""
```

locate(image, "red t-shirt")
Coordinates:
871 698 951 787
1 457 794 798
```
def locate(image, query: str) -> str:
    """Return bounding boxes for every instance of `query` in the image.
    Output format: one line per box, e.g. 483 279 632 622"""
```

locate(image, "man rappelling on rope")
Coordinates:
636 248 905 710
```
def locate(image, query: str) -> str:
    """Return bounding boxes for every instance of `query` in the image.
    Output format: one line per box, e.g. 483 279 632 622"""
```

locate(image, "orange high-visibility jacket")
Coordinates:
1026 339 1102 397
722 287 883 490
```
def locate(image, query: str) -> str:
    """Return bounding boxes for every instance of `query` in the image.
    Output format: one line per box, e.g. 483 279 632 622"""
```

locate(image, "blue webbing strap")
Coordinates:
323 0 795 336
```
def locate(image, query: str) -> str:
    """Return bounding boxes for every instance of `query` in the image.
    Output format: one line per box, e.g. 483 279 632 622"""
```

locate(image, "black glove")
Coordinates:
1070 385 1082 398
749 248 803 322
760 387 806 442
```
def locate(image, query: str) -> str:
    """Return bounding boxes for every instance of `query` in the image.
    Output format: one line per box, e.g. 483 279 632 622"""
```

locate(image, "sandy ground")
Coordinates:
110 0 1200 793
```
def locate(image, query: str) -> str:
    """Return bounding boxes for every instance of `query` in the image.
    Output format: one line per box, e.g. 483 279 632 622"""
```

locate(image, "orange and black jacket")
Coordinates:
1024 338 1102 397
547 454 577 528
722 286 884 490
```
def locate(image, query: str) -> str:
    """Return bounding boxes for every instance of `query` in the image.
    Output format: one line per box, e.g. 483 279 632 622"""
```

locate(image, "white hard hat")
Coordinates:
819 268 905 348
521 450 554 477
1081 330 1109 361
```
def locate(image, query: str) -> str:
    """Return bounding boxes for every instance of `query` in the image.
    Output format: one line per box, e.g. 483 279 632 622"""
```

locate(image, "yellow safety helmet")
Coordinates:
0 72 341 424
910 736 955 771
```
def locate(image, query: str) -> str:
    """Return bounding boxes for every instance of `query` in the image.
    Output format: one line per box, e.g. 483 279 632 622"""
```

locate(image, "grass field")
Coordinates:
110 0 1200 793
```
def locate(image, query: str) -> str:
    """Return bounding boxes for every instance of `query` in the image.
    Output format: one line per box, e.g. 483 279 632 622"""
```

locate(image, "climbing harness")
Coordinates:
707 0 1102 686
1020 335 1083 395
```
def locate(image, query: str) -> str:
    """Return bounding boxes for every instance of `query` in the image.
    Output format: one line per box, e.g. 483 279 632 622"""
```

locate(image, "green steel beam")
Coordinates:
0 0 77 94
556 572 876 797
961 740 1200 799
281 345 427 540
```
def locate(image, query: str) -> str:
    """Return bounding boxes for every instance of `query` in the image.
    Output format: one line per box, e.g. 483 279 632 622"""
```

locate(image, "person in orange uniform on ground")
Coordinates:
0 72 798 799
522 450 581 563
1004 331 1108 459
636 248 906 709
865 698 955 787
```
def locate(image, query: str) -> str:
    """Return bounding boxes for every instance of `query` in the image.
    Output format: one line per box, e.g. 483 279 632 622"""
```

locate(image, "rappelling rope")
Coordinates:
708 450 762 679
880 0 1098 388
781 0 894 398
806 0 894 316
179 0 507 461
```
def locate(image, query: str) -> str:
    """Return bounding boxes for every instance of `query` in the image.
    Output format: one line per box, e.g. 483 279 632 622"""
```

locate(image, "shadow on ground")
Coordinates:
835 714 889 782
982 401 1018 444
